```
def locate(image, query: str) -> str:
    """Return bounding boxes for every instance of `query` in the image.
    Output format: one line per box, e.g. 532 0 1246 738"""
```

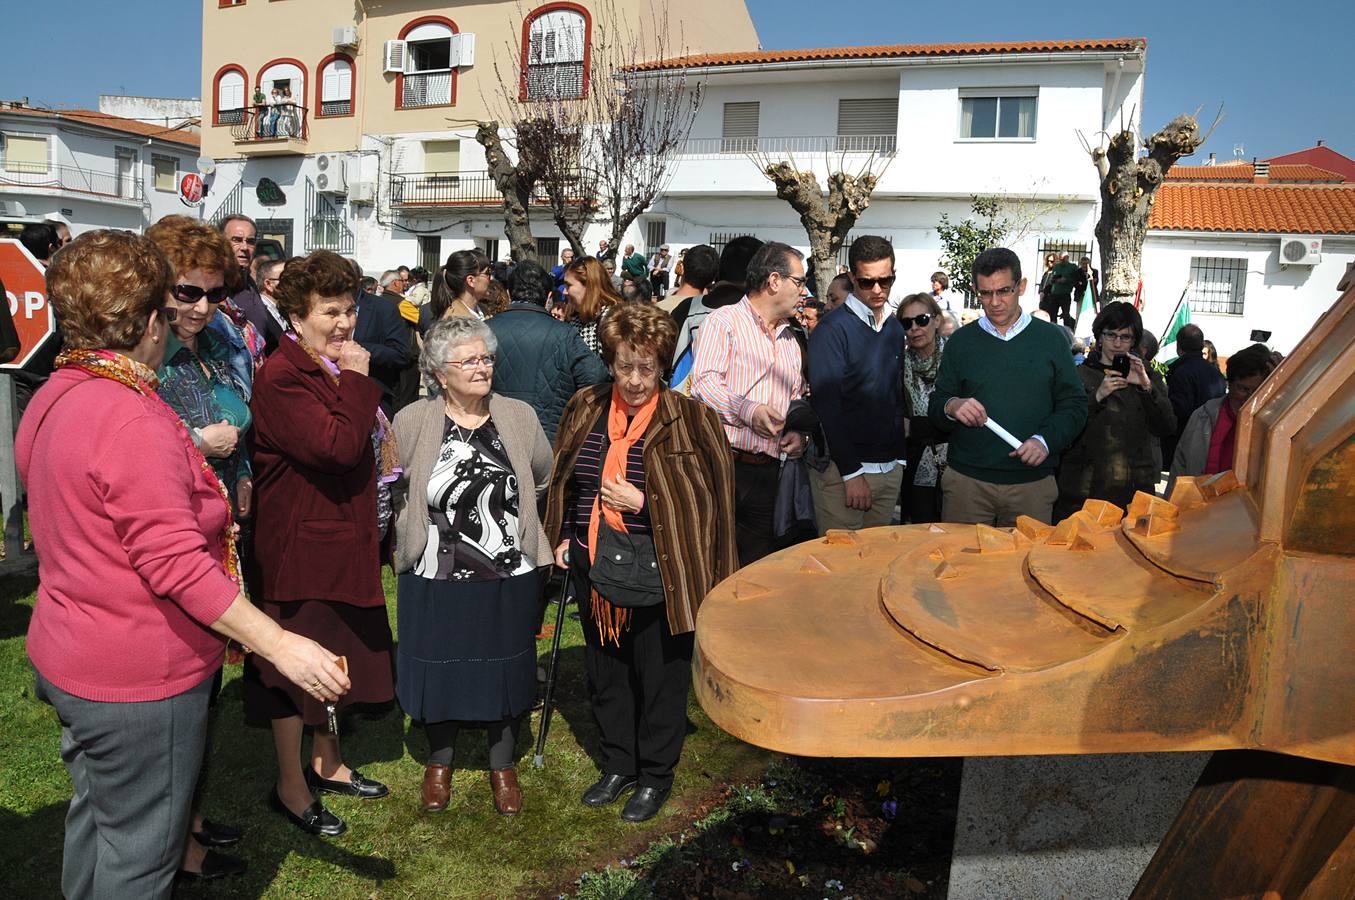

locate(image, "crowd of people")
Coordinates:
12 215 1280 897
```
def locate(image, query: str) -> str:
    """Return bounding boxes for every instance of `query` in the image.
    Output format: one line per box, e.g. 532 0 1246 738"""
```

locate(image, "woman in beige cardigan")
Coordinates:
391 316 553 816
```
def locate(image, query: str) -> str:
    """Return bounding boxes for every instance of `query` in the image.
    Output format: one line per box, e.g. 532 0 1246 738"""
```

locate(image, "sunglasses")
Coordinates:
854 275 897 290
899 313 933 329
173 283 231 305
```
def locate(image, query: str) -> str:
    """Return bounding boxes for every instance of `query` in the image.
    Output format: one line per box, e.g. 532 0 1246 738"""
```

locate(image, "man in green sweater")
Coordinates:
928 247 1087 526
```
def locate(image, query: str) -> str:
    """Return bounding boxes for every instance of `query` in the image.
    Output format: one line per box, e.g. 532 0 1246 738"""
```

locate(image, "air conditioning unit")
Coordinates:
315 154 348 194
348 181 376 205
332 26 359 48
1279 236 1322 266
384 40 408 74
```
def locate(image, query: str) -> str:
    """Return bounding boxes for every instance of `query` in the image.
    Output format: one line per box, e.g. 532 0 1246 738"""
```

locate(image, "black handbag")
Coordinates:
587 426 665 609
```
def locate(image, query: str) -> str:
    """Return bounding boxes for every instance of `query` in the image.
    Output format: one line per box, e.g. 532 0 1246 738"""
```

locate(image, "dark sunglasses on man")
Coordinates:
173 284 232 305
854 275 897 290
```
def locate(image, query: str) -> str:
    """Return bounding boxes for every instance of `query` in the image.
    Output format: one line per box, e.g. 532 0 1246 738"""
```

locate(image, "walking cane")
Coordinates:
533 556 572 768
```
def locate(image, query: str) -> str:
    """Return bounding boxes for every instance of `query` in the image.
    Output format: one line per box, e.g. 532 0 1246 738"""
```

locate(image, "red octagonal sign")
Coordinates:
0 238 56 370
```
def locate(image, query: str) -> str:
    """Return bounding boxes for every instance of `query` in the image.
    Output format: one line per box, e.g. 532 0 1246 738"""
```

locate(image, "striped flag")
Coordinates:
1158 289 1192 363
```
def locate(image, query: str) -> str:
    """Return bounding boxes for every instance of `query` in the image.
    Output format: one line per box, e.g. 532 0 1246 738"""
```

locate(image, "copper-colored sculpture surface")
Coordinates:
694 276 1355 768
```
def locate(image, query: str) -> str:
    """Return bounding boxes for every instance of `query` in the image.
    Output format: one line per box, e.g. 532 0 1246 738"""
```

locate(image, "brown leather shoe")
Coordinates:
421 764 451 813
489 767 522 816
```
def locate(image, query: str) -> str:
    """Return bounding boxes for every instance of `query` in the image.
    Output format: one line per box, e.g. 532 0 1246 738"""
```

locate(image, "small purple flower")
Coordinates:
882 799 898 820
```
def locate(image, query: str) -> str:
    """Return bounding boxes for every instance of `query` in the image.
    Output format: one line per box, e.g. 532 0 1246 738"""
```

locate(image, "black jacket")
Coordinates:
486 303 609 443
1166 353 1225 436
353 289 412 408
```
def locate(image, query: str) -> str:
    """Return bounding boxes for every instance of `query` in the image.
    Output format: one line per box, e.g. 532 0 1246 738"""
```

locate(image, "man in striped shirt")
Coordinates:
691 242 809 565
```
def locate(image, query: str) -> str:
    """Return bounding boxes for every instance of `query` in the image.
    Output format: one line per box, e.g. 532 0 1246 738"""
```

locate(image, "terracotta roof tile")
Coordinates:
0 106 200 149
1166 163 1345 183
631 38 1146 72
1149 184 1355 235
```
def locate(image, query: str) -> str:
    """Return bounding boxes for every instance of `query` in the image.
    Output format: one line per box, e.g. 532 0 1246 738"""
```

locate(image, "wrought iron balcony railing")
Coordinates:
0 162 143 201
230 104 309 144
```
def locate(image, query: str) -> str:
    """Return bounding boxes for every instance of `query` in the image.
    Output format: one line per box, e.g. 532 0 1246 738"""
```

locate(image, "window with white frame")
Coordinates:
216 69 246 125
959 89 1037 140
1186 257 1247 315
402 21 455 108
837 98 898 152
721 102 759 153
526 9 587 100
152 155 178 193
2 134 49 173
319 57 353 117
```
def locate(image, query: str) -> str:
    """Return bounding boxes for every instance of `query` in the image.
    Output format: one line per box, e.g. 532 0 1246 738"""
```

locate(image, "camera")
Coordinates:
1111 354 1132 378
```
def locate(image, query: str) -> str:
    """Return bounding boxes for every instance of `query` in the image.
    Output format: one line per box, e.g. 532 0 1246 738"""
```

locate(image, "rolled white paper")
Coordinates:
983 417 1023 450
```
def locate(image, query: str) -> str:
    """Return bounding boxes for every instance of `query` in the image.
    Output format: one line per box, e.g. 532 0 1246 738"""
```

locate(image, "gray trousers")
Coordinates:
34 668 212 900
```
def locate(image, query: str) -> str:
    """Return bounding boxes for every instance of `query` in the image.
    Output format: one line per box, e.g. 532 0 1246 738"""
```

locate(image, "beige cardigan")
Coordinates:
391 392 554 574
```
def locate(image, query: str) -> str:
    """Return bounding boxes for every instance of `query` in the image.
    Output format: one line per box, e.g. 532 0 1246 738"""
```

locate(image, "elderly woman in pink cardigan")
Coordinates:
16 230 349 899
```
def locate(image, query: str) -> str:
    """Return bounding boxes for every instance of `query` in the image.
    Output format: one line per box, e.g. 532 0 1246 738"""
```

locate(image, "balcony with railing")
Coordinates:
401 71 453 109
676 134 899 159
230 104 308 154
389 169 595 210
0 163 143 202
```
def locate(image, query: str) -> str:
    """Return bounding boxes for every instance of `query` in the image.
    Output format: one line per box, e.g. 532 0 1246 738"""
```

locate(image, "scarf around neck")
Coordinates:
902 335 946 417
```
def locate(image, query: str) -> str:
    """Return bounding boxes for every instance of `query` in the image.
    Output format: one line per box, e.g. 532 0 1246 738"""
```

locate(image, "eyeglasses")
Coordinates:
446 354 496 371
1099 331 1135 345
899 313 933 329
784 274 809 291
614 361 658 379
976 285 1018 301
173 284 231 305
227 236 258 246
158 306 179 323
854 275 897 290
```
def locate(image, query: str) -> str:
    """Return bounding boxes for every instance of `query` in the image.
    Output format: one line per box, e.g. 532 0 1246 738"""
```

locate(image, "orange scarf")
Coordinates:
587 384 660 644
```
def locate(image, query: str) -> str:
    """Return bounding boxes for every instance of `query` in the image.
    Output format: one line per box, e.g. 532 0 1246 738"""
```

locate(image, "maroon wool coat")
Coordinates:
249 337 387 606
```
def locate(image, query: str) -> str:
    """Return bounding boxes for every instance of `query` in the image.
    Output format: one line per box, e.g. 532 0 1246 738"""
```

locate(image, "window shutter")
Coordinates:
323 59 352 102
721 102 759 152
457 32 476 67
3 135 48 172
384 39 408 74
837 98 898 135
219 71 245 110
423 140 461 174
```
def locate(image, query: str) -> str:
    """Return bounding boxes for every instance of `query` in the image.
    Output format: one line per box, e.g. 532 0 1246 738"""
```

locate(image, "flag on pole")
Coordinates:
1072 282 1096 335
1158 289 1191 363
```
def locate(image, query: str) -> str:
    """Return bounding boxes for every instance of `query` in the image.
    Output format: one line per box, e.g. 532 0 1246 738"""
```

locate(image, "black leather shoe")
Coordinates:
191 817 242 848
305 766 389 799
620 786 671 822
582 773 638 807
176 849 247 881
269 788 347 837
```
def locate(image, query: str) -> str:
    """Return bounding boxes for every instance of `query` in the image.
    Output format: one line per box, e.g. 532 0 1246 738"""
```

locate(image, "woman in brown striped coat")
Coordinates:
543 303 738 823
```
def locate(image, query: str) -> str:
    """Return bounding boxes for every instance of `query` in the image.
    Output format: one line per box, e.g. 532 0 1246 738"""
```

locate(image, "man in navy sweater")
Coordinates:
807 235 907 533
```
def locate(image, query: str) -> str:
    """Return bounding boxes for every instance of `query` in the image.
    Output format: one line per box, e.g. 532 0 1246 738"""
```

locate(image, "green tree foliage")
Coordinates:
934 196 1011 299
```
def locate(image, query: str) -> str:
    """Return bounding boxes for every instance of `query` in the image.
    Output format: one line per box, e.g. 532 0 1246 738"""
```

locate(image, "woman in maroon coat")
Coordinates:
245 250 398 837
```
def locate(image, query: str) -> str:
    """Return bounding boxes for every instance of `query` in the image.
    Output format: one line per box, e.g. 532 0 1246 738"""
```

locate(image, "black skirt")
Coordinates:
395 569 543 723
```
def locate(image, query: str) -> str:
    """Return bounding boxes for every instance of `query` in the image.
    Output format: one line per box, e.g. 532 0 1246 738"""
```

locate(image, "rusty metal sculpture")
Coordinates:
694 272 1355 895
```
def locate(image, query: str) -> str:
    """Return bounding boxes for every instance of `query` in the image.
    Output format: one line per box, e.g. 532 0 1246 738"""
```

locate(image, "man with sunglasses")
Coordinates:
806 235 908 533
927 247 1087 527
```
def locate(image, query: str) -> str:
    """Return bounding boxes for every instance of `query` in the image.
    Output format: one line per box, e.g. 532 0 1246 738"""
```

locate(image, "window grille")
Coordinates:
1186 257 1247 315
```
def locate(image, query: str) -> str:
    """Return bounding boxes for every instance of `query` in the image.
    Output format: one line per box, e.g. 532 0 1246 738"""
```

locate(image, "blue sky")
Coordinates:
6 0 1352 161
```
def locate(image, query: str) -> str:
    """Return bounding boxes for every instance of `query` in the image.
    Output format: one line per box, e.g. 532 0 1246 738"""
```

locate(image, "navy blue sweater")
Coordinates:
807 303 907 477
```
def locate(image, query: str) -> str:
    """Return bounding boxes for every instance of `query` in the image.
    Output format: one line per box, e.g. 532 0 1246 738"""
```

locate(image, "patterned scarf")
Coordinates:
902 335 946 417
586 384 660 646
289 335 402 531
55 348 241 586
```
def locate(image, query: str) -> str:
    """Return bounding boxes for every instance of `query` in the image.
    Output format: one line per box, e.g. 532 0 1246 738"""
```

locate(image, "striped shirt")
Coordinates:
690 297 805 458
568 418 651 551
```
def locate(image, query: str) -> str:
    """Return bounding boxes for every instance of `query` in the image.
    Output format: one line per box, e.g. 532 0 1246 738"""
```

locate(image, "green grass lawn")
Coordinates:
0 569 771 898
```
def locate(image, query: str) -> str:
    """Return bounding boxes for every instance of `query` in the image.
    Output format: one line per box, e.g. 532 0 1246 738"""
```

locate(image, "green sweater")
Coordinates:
927 319 1088 484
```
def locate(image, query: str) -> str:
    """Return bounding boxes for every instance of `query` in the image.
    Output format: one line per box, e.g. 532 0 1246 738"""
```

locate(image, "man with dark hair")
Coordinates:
928 247 1087 526
692 242 809 564
1164 323 1226 466
824 273 853 311
47 221 72 250
798 298 825 333
808 235 907 532
671 236 764 334
1168 343 1276 490
658 244 718 313
19 222 60 263
348 257 412 415
219 214 283 356
1041 251 1081 328
487 261 608 441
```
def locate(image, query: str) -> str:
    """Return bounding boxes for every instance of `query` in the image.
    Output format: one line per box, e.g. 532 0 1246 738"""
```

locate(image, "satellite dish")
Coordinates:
196 156 217 176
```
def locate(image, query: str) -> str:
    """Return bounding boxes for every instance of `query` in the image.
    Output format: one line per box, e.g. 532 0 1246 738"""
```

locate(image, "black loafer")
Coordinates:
176 849 247 881
269 788 347 837
621 786 671 823
305 766 389 799
582 773 638 807
191 817 242 848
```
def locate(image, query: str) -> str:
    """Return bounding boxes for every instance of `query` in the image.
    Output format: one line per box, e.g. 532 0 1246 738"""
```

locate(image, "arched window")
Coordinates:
522 4 590 101
397 17 457 109
214 66 247 125
257 59 307 110
317 55 354 118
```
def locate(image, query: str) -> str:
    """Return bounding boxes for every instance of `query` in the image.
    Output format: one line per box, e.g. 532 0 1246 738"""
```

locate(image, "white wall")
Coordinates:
1140 233 1355 356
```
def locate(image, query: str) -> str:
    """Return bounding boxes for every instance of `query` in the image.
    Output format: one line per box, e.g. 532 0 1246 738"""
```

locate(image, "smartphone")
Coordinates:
1111 354 1131 377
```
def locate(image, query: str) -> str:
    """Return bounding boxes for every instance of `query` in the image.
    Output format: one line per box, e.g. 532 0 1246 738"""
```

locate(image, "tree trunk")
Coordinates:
475 123 537 262
763 163 879 295
1094 115 1204 305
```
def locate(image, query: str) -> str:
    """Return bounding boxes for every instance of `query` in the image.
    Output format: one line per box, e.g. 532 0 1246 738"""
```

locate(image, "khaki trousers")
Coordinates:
940 466 1058 527
809 462 904 534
